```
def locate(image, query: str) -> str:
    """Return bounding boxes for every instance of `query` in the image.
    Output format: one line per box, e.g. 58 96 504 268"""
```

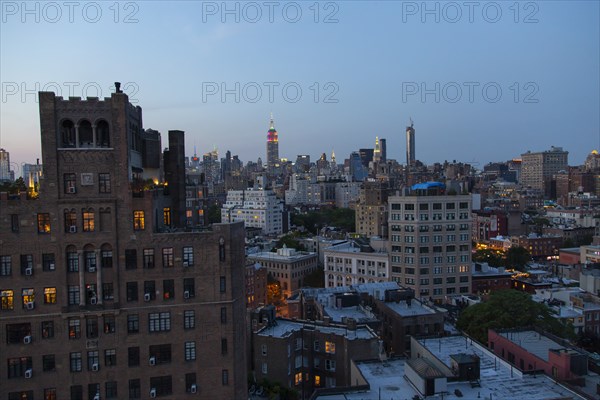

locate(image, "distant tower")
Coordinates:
406 119 415 166
380 138 387 162
266 114 279 172
0 148 13 182
373 136 381 163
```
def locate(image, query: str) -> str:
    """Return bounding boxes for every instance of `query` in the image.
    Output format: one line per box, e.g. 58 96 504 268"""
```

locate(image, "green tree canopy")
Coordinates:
505 246 531 271
456 289 574 344
291 208 355 234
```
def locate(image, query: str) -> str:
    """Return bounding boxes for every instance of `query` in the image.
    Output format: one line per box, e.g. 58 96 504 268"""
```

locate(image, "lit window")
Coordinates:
22 288 34 308
1 289 14 310
325 341 336 354
294 372 302 385
163 207 171 226
82 211 95 232
44 287 57 304
37 213 51 233
133 211 145 230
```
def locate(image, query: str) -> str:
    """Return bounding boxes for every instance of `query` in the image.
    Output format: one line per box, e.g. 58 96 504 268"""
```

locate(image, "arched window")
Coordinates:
66 245 78 272
61 120 75 147
79 120 93 147
96 120 110 147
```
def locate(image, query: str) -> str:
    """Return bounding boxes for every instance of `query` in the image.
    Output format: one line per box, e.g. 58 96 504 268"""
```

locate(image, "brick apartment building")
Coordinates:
0 88 247 400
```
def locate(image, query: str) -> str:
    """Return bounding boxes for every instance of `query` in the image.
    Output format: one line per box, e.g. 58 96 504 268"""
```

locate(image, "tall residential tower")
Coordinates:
406 120 415 167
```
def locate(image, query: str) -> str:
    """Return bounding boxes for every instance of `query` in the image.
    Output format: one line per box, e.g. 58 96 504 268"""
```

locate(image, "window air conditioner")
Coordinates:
149 356 156 366
90 297 97 305
25 369 32 378
150 389 157 398
184 290 190 299
69 226 77 233
26 301 35 310
190 384 197 393
25 267 33 276
92 363 99 371
68 186 76 193
144 293 151 302
23 335 32 344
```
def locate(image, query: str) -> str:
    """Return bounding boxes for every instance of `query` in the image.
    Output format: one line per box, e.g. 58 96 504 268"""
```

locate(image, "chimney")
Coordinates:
115 82 122 93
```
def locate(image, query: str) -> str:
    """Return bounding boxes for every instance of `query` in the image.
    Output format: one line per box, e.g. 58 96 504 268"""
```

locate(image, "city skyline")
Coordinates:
1 1 599 170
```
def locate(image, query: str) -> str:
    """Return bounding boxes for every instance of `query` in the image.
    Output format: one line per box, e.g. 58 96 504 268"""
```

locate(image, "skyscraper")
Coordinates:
406 120 415 166
266 114 279 172
373 136 381 163
380 138 387 162
0 148 14 182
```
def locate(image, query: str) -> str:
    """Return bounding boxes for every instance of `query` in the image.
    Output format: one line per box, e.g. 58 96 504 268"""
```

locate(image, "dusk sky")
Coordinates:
1 1 598 175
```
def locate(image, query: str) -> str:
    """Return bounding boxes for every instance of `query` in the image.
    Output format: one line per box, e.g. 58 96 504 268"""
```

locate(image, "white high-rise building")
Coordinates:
0 148 14 182
221 187 284 235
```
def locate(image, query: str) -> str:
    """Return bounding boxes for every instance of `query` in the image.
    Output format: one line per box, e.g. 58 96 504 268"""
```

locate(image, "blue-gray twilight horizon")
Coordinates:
1 1 598 174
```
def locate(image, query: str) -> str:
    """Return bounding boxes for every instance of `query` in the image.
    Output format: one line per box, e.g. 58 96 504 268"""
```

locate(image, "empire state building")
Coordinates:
266 114 279 172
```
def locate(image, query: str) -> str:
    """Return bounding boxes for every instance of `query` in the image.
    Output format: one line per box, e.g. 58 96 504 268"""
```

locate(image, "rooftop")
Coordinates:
256 319 377 340
301 282 401 302
382 298 442 317
324 241 388 256
247 250 316 262
497 330 570 362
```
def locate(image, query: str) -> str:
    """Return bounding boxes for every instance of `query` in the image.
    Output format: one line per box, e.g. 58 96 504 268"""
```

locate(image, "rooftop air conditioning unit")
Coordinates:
92 363 99 371
25 369 32 378
144 293 151 302
149 356 156 366
190 384 197 393
69 225 77 233
26 301 35 310
23 335 32 344
25 267 33 276
68 186 76 193
90 297 97 305
184 290 190 299
150 389 157 398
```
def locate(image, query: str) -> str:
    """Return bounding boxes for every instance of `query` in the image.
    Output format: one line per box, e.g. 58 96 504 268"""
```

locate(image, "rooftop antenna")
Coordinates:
409 117 414 127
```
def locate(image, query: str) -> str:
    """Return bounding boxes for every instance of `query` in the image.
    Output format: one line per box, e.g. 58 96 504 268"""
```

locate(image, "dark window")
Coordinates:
128 379 141 399
0 255 12 276
88 383 100 400
38 213 51 233
70 385 83 400
105 349 117 366
149 376 172 397
65 211 77 233
221 307 227 324
125 249 137 270
7 356 32 378
101 250 113 268
126 282 138 302
144 281 156 301
149 344 171 364
163 279 174 300
162 248 174 268
64 173 76 194
183 278 195 298
44 388 57 399
185 373 197 393
6 323 31 344
128 347 140 367
41 321 54 338
86 316 98 338
127 314 139 334
143 248 155 269
8 392 33 400
103 315 116 334
105 381 117 399
221 338 228 355
222 369 229 385
42 253 56 271
43 354 56 371
103 283 114 301
20 254 33 276
68 318 81 339
99 173 111 193
11 214 19 232
67 249 79 272
70 352 82 372
87 350 100 371
220 276 226 293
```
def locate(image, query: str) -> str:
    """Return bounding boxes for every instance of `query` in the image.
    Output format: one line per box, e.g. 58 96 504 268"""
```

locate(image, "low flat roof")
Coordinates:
256 319 376 340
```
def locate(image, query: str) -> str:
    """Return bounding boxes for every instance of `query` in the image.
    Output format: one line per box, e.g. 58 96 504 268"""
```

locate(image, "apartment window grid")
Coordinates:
184 310 195 329
1 255 12 276
99 173 111 193
82 210 95 232
149 312 171 332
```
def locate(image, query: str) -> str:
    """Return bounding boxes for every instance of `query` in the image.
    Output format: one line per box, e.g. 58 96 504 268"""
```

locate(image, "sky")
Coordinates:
1 1 599 176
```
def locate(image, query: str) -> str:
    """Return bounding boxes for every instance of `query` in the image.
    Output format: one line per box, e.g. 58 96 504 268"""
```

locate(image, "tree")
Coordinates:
504 246 530 271
456 290 575 344
473 248 504 267
303 268 324 288
206 204 222 224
